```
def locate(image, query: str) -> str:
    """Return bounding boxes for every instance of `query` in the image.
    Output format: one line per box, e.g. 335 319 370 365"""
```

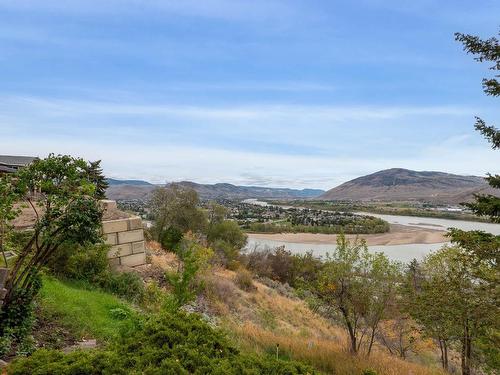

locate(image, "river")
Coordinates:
242 200 500 263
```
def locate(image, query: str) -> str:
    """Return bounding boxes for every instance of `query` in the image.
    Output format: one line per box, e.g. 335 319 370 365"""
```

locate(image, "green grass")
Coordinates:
39 276 138 342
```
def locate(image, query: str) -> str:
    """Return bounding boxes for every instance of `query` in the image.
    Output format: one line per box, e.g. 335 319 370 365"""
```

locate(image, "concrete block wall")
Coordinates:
101 202 147 267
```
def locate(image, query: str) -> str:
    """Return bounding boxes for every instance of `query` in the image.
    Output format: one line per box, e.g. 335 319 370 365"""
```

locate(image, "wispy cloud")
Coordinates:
1 94 498 188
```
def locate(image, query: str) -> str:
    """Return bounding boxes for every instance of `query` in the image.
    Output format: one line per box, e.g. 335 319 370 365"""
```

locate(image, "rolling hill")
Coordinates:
105 179 324 201
319 168 495 204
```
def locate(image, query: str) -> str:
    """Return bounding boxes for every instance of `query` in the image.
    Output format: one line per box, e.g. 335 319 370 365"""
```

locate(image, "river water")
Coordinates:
242 200 500 263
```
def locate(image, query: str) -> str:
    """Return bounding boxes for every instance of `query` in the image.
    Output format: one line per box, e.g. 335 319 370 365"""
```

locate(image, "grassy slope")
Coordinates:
38 276 137 342
199 265 446 375
38 257 445 375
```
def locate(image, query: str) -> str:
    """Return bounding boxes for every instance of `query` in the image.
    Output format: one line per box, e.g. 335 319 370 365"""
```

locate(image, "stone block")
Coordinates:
120 252 146 267
0 288 7 299
104 233 117 245
102 219 128 234
128 216 143 230
99 200 117 211
108 243 132 259
118 229 144 244
132 241 145 254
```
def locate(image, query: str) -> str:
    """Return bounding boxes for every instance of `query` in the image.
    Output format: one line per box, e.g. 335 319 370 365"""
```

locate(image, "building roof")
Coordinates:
0 155 38 167
0 165 17 173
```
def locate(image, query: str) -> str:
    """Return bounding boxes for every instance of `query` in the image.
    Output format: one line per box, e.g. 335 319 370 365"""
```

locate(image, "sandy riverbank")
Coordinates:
247 224 447 246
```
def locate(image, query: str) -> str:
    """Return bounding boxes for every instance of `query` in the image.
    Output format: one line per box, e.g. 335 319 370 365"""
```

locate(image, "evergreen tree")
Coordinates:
85 160 108 200
455 30 500 222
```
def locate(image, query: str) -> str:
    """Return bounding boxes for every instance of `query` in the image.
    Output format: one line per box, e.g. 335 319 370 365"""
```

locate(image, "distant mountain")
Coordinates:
319 168 496 204
172 181 324 200
106 178 154 186
106 179 324 201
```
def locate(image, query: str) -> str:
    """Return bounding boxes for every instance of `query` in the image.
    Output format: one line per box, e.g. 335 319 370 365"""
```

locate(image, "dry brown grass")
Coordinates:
207 270 445 375
140 246 445 375
231 323 446 375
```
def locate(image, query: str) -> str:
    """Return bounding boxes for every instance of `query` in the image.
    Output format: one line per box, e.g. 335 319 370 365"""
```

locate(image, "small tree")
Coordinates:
411 246 498 375
165 235 213 309
314 234 398 354
404 258 454 371
150 184 206 249
0 155 103 337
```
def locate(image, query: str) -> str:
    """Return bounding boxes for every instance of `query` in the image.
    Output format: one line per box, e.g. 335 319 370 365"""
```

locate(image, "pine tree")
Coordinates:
450 30 500 374
455 31 500 222
86 160 108 200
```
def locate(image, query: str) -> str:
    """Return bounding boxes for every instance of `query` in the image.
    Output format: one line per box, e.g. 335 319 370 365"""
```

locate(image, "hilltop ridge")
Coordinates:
320 168 494 203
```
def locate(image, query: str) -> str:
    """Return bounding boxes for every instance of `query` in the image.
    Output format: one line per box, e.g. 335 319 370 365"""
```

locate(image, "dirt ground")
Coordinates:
247 224 447 246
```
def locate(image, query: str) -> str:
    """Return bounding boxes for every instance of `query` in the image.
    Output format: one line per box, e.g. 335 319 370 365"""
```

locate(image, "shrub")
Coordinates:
47 242 144 303
242 247 322 288
8 310 316 374
0 275 40 358
207 220 247 266
97 271 144 303
165 239 213 309
48 243 109 282
159 226 184 250
362 370 378 375
234 268 256 292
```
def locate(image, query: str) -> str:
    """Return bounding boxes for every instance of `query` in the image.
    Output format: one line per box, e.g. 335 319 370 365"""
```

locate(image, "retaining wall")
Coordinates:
101 201 147 267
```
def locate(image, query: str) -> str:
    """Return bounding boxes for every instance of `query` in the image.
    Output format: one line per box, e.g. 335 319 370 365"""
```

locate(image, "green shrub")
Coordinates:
47 242 107 281
0 275 41 358
207 220 247 266
8 310 316 374
96 271 144 303
48 243 109 282
165 239 213 309
46 242 144 302
362 369 377 375
159 226 184 250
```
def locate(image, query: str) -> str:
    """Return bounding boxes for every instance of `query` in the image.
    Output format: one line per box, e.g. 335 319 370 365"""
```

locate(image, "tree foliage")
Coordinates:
455 30 500 223
150 184 206 249
85 160 109 200
406 246 498 374
0 155 104 339
313 234 400 355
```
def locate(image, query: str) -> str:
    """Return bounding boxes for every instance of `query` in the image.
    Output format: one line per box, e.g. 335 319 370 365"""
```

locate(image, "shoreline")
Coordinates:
246 224 447 246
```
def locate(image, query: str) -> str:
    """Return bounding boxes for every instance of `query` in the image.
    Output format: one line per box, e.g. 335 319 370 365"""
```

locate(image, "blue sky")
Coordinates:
1 0 499 189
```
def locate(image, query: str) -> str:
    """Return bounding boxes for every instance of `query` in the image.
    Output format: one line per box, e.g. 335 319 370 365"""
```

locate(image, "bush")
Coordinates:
242 247 322 288
207 220 247 266
46 242 144 302
234 268 256 292
47 243 108 281
8 310 316 374
48 243 109 282
96 271 144 303
159 226 184 251
165 239 213 309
